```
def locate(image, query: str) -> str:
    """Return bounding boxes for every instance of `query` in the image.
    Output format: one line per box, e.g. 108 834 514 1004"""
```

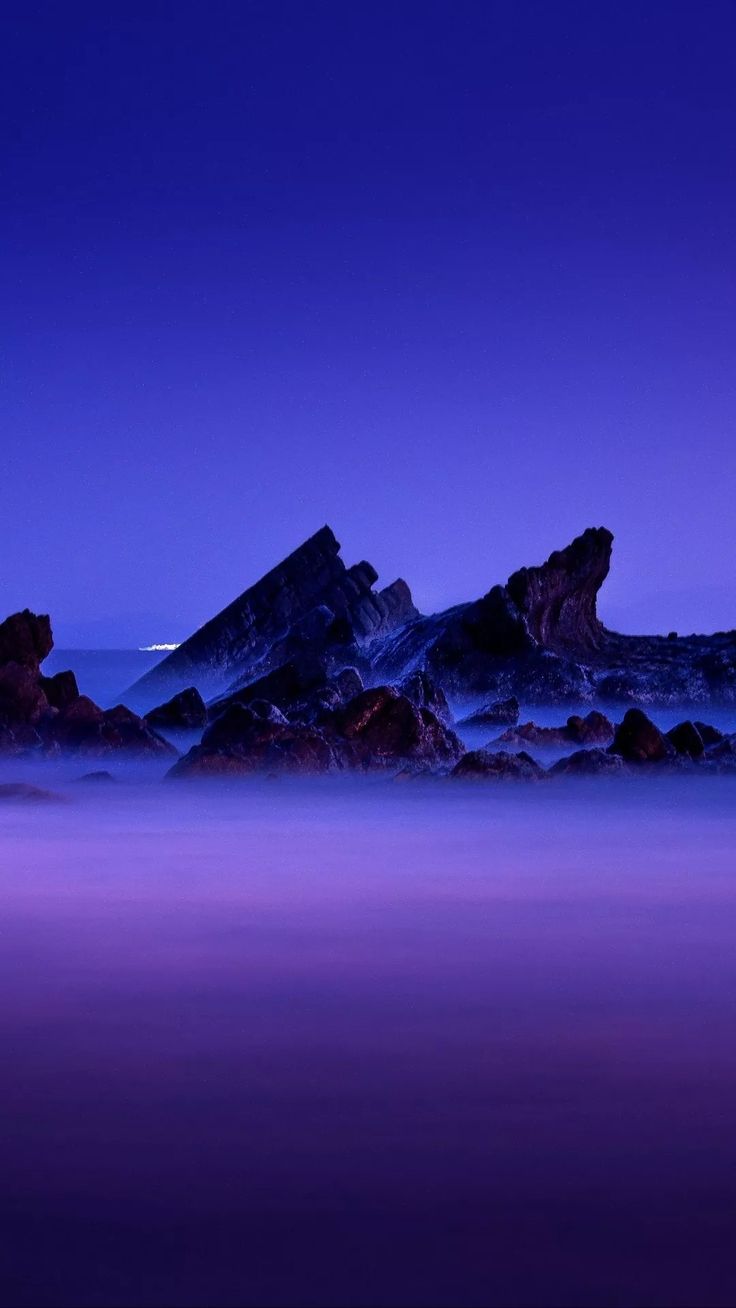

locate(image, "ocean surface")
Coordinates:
2 653 736 1306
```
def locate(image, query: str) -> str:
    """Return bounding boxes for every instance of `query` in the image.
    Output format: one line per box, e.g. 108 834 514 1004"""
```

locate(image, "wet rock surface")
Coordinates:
451 749 545 782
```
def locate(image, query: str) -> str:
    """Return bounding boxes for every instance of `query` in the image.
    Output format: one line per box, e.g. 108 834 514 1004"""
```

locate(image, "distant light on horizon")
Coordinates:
139 643 180 652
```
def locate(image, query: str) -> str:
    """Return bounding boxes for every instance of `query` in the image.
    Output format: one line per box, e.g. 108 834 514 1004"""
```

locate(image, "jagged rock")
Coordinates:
39 669 79 712
54 697 174 757
145 687 207 730
0 781 63 802
666 721 705 759
129 527 418 704
0 610 53 668
549 748 626 777
399 670 452 724
504 527 613 652
451 749 545 782
609 709 672 763
460 696 520 728
498 710 614 751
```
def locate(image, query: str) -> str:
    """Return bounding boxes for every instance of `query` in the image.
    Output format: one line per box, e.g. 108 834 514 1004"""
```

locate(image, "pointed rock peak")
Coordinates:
505 527 613 652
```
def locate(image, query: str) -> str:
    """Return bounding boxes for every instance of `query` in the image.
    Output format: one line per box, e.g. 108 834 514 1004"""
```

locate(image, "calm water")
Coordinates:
2 771 736 1306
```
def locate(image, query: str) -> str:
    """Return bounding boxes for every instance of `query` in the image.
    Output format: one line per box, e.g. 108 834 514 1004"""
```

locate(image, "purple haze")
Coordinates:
2 3 736 642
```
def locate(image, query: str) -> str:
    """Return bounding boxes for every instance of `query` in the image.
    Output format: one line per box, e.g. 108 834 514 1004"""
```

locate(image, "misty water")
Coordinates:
3 656 736 1306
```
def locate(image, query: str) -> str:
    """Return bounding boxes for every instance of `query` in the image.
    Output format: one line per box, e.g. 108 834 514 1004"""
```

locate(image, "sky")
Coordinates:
2 0 735 645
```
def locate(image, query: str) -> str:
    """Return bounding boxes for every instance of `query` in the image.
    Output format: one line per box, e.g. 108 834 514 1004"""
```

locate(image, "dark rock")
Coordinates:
0 781 63 802
666 721 705 759
77 770 116 783
549 748 626 777
330 686 463 768
609 709 672 763
451 749 545 782
460 696 520 728
399 670 452 724
144 687 207 730
55 697 175 757
39 669 79 712
694 721 725 746
0 610 53 668
498 711 614 751
208 655 328 720
0 663 50 724
129 526 418 703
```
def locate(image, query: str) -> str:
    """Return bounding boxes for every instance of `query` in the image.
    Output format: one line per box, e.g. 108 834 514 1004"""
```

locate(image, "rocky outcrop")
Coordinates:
145 687 207 730
0 609 175 760
124 522 736 710
666 720 705 759
129 527 418 705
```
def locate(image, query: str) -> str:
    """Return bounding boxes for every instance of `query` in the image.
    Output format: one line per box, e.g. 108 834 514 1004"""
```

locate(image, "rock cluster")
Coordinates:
0 610 174 759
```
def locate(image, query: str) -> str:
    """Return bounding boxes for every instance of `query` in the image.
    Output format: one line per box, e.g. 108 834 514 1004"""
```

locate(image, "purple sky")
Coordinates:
3 2 735 645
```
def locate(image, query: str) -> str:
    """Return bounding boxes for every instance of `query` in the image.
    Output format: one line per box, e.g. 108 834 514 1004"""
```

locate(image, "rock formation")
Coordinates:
129 526 417 704
0 610 174 759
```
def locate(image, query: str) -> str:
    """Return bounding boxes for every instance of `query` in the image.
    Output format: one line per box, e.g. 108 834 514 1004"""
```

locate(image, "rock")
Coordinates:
0 781 63 803
77 770 116 783
566 710 614 745
609 709 672 763
39 669 79 712
0 663 50 724
666 721 705 759
208 655 329 720
55 698 175 757
459 696 520 728
144 687 207 730
329 686 463 768
451 749 545 782
498 711 614 751
170 701 346 778
549 748 626 777
694 721 725 746
399 670 453 724
129 526 418 703
504 527 613 653
0 610 53 668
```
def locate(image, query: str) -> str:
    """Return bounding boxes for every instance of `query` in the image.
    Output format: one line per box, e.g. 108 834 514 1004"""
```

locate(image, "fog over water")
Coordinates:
3 652 736 1305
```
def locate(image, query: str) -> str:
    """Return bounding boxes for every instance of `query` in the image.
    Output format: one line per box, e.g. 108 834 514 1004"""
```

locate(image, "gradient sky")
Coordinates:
2 1 735 644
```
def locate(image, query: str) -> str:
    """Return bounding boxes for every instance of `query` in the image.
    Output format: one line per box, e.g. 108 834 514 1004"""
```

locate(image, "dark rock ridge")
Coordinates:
0 610 175 760
497 711 614 751
129 526 417 704
459 696 520 728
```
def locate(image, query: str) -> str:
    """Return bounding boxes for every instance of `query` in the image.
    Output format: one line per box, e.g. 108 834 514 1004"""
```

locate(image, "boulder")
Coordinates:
497 710 614 751
451 749 545 782
330 686 463 768
694 721 725 746
144 687 207 730
609 710 672 763
666 720 705 759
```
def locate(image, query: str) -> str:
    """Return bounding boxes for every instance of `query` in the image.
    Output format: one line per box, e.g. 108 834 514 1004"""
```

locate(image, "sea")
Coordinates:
2 651 736 1306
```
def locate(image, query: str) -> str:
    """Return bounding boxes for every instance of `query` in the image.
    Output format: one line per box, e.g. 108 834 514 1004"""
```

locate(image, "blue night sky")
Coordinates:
2 1 735 645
